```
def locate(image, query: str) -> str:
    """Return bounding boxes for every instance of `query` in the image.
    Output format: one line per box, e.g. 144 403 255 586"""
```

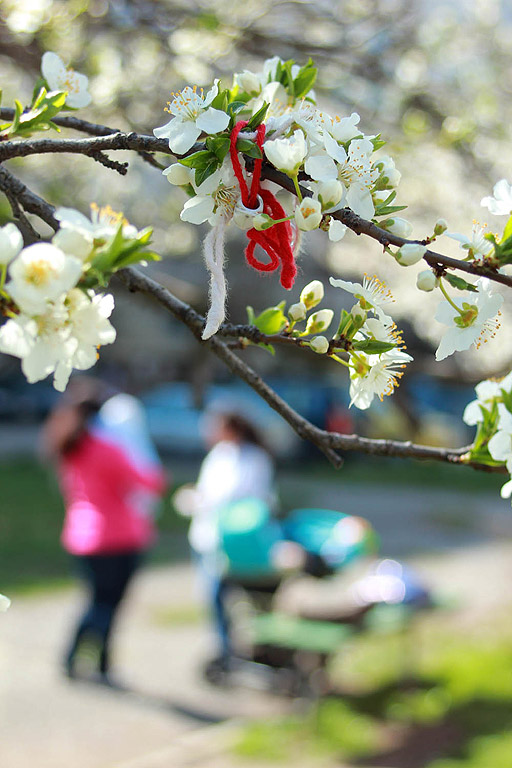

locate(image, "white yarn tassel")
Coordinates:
202 218 228 340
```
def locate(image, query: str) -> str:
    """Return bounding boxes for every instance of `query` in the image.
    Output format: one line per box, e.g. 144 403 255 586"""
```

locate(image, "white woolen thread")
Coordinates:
201 218 227 340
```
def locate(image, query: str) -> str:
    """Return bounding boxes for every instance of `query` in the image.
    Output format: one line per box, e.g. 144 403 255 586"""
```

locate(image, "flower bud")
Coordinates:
385 217 413 238
377 155 401 187
253 213 275 231
396 242 426 266
236 69 261 95
300 280 324 309
295 198 323 231
416 270 438 292
434 218 448 236
288 301 307 321
317 180 344 210
305 308 334 335
350 303 366 323
163 163 194 186
310 335 330 354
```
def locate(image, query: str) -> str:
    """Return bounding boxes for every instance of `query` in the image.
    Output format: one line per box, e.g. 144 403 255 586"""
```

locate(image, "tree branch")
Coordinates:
0 157 507 475
0 129 510 288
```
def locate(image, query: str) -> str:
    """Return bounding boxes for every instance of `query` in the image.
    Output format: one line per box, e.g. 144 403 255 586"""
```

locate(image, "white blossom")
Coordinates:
349 348 413 410
263 130 307 175
0 223 23 266
447 222 494 258
180 161 240 226
163 163 194 186
463 376 512 426
330 274 395 323
6 243 82 315
305 135 378 219
153 81 230 154
295 198 322 231
435 278 503 361
55 204 138 245
328 219 347 242
481 179 512 216
41 52 91 109
376 155 401 187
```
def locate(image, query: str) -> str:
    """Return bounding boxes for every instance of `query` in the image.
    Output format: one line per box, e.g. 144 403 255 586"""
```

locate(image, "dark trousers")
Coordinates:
66 551 141 675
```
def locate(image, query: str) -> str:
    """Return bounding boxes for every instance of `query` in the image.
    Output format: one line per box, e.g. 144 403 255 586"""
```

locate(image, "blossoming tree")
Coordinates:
1 50 512 523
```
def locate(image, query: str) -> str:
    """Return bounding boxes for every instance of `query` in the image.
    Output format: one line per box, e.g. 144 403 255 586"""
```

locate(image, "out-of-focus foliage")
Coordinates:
2 0 512 383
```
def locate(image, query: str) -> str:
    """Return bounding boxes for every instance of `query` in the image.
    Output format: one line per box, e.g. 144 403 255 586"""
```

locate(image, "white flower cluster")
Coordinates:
463 373 512 499
41 52 91 109
154 56 404 338
287 277 412 410
0 206 131 391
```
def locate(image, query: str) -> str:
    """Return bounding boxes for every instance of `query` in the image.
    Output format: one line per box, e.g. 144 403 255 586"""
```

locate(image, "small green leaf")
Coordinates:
246 306 255 325
195 159 220 187
247 102 269 130
293 59 317 99
210 88 229 112
179 150 216 169
206 136 230 162
444 274 478 292
227 100 247 116
254 306 287 334
371 135 387 151
351 339 396 354
236 138 263 159
374 204 408 217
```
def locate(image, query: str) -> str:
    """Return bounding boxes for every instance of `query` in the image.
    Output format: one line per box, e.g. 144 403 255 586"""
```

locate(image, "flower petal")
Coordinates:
195 107 230 135
180 196 215 225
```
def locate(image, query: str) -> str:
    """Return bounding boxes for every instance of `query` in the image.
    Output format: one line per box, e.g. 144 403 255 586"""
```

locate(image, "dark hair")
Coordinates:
221 412 267 451
41 377 111 458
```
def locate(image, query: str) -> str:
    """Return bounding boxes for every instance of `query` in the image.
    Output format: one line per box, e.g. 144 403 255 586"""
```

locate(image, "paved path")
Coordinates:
3 539 512 768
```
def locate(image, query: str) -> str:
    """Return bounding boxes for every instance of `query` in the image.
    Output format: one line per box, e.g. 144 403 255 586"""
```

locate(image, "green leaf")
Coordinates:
206 136 230 162
256 342 275 355
195 159 220 187
293 59 317 99
210 88 229 112
371 135 386 151
247 102 269 130
236 138 263 159
227 100 247 116
374 204 408 217
502 214 512 243
351 339 397 354
253 306 287 334
444 274 478 292
178 150 217 169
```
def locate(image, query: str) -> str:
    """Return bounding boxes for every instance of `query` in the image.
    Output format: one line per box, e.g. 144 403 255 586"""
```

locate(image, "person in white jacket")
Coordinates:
174 409 275 664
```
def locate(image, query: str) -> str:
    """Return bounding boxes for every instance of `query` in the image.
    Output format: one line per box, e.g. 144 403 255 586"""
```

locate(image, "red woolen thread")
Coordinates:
230 120 297 290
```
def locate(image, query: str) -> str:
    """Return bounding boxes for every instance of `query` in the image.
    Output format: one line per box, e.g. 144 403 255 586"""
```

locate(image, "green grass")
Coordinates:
234 619 512 767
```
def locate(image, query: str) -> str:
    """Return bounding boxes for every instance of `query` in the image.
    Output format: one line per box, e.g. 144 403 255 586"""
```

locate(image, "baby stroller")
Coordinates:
204 498 432 696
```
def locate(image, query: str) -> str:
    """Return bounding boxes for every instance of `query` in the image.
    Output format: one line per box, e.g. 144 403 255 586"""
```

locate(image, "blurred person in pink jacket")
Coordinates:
42 377 167 683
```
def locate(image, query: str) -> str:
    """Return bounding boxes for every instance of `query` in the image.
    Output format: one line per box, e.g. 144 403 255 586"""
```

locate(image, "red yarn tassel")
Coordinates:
230 121 297 290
